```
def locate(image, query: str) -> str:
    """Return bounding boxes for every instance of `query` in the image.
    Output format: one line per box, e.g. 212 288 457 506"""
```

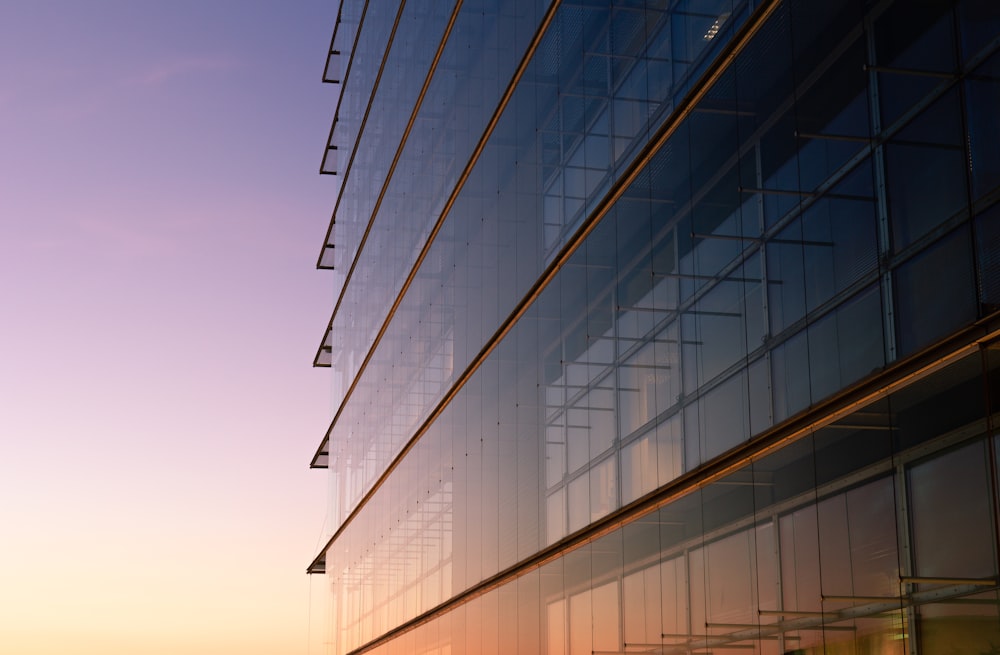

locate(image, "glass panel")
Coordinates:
821 483 907 653
966 52 1000 204
360 348 997 655
989 337 1000 420
802 161 879 313
700 370 750 461
974 199 1000 315
890 350 986 453
910 441 996 580
807 284 885 400
793 34 871 192
547 597 567 655
618 323 680 439
873 0 957 128
885 89 969 252
958 0 1000 63
321 3 1000 651
621 412 683 505
910 440 1000 652
767 216 807 335
894 226 977 356
771 330 810 423
568 586 592 655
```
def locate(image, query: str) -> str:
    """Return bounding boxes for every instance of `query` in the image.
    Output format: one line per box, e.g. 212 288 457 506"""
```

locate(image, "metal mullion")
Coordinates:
864 3 896 373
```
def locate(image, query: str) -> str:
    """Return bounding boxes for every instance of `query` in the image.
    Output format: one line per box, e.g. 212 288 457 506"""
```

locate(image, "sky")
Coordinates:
0 2 339 653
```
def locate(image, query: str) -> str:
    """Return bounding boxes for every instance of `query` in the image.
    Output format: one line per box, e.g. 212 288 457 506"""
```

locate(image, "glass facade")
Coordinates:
308 0 1000 653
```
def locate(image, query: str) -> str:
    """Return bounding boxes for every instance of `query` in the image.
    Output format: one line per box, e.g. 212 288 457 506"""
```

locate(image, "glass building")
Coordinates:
307 0 1000 653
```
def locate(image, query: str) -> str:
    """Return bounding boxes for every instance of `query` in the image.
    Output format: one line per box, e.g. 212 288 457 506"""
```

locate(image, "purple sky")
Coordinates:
0 2 338 652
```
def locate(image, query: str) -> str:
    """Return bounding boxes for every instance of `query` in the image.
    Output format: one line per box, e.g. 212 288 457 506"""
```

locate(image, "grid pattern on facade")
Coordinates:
310 0 1000 653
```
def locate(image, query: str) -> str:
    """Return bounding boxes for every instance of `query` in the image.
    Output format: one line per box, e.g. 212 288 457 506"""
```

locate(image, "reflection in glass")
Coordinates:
318 0 1000 652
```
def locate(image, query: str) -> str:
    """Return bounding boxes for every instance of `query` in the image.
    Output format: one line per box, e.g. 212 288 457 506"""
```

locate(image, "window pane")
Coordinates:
975 203 1000 313
910 440 1000 652
966 53 1000 203
874 0 956 127
910 441 996 580
885 90 969 252
894 227 977 355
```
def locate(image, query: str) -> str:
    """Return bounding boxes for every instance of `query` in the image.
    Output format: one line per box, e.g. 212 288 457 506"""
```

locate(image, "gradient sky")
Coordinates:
0 2 339 653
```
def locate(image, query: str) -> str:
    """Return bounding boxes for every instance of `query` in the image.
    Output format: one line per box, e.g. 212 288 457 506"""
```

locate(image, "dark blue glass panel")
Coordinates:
958 0 1000 63
874 0 956 128
966 52 1000 204
886 90 969 253
895 227 977 356
975 203 1000 313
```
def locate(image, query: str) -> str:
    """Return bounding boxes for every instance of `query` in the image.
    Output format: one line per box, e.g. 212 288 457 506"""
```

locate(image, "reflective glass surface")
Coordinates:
320 0 755 494
315 0 548 366
316 0 1000 651
320 2 399 179
338 349 1000 655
